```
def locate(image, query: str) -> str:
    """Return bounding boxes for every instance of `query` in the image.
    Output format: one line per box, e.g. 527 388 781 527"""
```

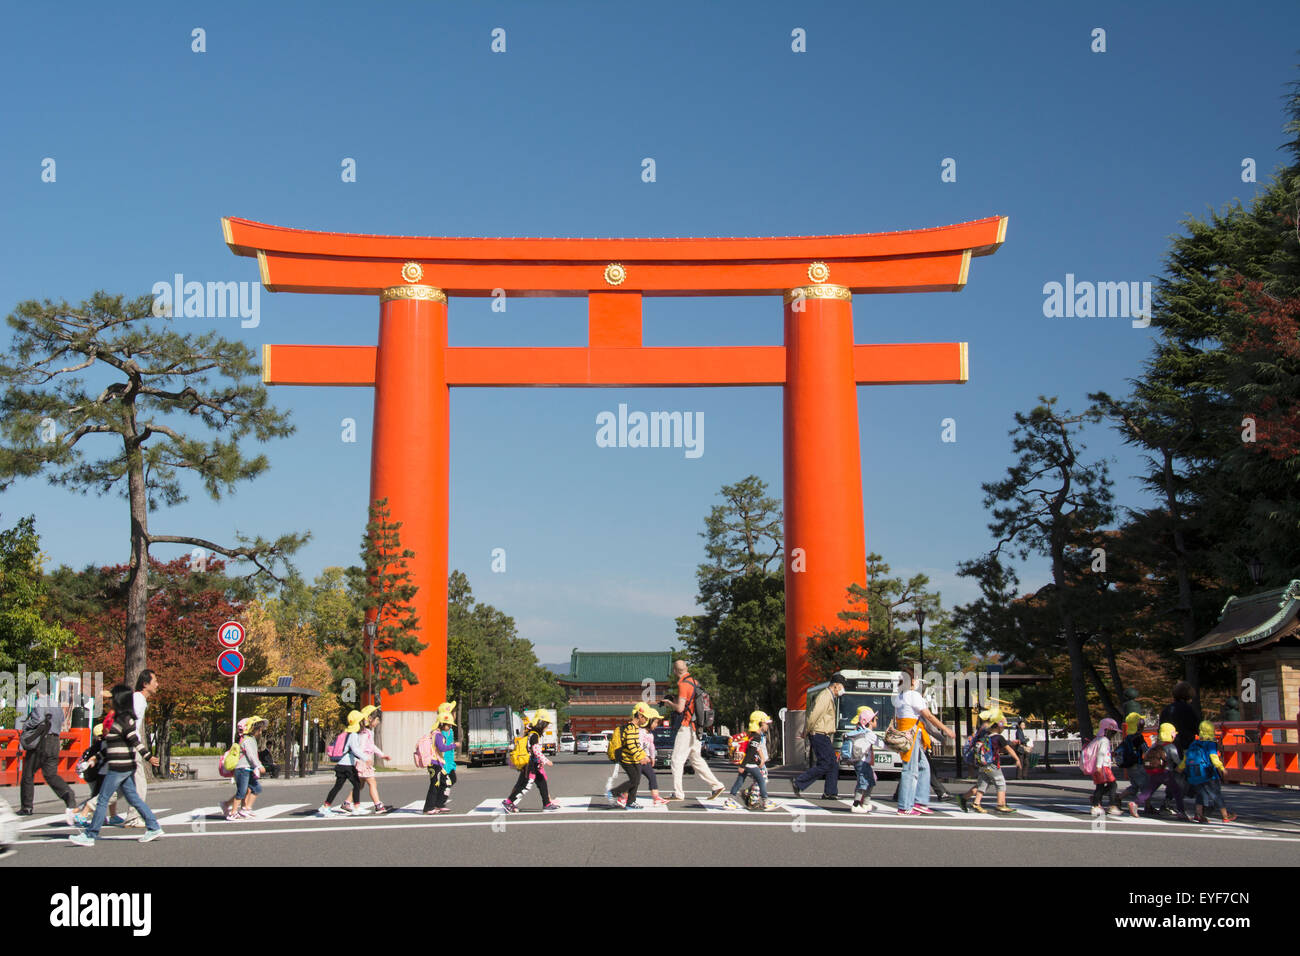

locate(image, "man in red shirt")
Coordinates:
661 660 725 802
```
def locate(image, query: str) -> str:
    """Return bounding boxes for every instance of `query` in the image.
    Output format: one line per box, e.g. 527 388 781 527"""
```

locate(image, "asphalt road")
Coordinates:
7 753 1300 867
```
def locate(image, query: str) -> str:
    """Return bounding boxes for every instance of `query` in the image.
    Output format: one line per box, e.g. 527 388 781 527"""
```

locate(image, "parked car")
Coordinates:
559 734 576 754
0 794 16 860
576 733 591 754
587 733 609 755
701 734 730 760
651 726 675 770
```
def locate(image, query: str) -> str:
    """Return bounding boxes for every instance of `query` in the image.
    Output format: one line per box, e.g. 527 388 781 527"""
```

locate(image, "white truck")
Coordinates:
522 708 559 755
467 706 523 766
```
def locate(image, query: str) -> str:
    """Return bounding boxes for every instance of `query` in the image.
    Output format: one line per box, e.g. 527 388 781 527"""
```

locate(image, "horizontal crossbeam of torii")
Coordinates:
224 215 1006 758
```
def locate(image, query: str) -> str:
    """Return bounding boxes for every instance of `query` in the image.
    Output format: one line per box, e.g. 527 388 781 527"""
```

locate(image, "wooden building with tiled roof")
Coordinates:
556 649 675 734
1177 581 1300 741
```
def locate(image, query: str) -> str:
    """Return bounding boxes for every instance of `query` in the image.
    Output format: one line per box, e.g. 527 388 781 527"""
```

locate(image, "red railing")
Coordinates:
0 729 92 787
1218 714 1300 788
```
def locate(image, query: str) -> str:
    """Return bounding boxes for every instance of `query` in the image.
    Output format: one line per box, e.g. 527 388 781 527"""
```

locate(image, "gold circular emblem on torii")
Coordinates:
808 261 830 283
604 263 627 286
401 262 424 283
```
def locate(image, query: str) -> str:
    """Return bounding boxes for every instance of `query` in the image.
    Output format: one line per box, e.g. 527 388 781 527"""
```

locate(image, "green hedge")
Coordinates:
171 746 224 756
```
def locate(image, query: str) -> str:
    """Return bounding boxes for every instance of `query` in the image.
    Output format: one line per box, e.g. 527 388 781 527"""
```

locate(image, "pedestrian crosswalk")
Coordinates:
14 795 1265 836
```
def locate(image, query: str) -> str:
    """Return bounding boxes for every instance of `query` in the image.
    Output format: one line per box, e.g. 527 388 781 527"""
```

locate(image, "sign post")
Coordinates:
217 621 246 744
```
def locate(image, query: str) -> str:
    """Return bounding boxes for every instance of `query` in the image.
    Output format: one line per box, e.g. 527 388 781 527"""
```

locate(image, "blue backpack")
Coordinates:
1183 741 1216 785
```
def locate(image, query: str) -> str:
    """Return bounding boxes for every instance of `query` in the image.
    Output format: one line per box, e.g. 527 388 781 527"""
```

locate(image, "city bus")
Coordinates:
803 670 909 774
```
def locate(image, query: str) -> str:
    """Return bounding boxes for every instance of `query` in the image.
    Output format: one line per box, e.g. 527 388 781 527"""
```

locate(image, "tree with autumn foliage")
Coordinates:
0 292 307 689
56 557 264 768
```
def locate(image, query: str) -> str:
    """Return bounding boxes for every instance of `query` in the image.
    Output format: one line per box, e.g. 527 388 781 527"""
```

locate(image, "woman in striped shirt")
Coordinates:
69 685 163 846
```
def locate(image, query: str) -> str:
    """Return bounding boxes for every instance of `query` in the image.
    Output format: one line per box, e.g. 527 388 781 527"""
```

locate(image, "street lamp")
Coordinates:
364 618 377 706
914 607 927 675
1248 557 1264 587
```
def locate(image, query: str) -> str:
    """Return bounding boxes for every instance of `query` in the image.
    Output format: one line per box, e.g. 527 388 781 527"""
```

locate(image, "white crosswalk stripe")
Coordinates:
18 812 74 831
245 803 303 821
156 806 222 827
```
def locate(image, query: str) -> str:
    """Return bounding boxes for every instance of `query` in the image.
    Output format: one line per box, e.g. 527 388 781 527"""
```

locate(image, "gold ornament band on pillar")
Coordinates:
380 285 447 304
783 284 852 304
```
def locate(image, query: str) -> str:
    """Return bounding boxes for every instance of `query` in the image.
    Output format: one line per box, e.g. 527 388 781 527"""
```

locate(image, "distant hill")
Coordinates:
542 663 570 677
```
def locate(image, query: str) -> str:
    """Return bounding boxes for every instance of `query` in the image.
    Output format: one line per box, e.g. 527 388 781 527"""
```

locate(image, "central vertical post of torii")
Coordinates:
781 284 867 757
368 283 449 745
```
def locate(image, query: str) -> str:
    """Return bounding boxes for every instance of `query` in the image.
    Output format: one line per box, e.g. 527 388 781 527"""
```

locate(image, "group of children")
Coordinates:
314 704 394 817
1085 714 1237 823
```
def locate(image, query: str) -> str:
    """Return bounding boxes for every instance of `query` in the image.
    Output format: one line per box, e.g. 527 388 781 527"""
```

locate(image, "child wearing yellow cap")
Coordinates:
1179 722 1236 824
843 705 879 814
1116 713 1149 816
1130 722 1187 820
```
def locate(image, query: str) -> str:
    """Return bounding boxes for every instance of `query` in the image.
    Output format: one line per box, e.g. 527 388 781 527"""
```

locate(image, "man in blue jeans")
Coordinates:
793 673 846 800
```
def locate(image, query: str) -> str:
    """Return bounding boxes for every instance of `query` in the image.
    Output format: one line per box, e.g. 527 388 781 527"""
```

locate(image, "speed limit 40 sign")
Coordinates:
217 620 246 649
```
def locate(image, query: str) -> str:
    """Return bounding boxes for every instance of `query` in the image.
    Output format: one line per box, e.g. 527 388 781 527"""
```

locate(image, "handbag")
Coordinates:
883 720 918 754
19 713 52 751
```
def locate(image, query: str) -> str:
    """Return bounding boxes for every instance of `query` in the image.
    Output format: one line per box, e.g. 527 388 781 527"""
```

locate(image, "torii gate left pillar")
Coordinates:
225 215 1005 766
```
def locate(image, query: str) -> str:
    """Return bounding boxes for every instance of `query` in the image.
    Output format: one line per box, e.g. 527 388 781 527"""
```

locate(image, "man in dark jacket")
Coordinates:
19 691 78 825
1158 681 1200 816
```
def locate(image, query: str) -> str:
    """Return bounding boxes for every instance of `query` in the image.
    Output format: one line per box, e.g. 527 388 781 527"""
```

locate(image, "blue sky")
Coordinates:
2 1 1297 664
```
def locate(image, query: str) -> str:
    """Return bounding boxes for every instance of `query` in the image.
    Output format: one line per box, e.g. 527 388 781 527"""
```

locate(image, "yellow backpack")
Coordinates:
508 733 531 769
606 725 623 762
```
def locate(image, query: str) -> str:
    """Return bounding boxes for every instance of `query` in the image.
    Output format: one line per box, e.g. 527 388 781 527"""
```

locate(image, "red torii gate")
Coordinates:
223 214 1006 758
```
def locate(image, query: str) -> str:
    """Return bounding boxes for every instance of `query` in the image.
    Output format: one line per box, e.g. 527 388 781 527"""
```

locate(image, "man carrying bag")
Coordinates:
19 691 78 825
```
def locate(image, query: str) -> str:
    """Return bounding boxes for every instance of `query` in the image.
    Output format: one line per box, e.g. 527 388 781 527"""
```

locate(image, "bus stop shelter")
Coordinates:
235 680 321 777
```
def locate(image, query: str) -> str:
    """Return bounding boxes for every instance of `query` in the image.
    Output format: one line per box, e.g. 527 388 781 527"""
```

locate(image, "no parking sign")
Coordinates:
217 649 245 677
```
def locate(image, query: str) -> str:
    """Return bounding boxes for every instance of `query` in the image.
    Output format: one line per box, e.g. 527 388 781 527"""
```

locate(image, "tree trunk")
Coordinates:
125 435 149 688
1164 450 1200 709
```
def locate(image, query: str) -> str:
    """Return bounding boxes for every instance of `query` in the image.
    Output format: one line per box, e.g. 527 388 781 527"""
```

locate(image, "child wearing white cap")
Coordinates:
844 706 879 813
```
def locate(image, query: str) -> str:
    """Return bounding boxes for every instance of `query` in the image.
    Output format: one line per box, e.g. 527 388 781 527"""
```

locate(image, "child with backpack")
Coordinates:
639 717 670 806
1130 722 1187 820
421 709 458 814
502 715 558 813
356 705 392 815
843 706 879 814
1116 712 1149 816
1083 717 1122 816
1179 721 1237 824
608 703 656 809
73 708 119 828
960 710 1018 814
315 711 366 816
221 716 267 821
725 711 778 811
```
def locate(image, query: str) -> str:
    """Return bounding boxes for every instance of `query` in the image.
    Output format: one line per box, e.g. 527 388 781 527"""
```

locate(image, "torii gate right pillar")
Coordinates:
783 284 868 720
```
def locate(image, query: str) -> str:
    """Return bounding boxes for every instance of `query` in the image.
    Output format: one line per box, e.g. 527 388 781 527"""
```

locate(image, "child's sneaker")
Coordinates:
219 799 232 818
652 796 670 806
64 807 78 827
237 809 255 819
1106 806 1122 816
372 804 390 815
614 794 628 808
851 801 869 814
995 806 1017 814
74 813 90 828
225 813 241 822
624 802 644 810
1090 806 1104 817
913 804 934 815
139 828 164 843
315 804 332 817
500 799 518 814
723 798 742 810
897 808 922 816
349 805 369 816
1128 801 1139 818
542 802 562 812
107 815 126 827
761 801 781 811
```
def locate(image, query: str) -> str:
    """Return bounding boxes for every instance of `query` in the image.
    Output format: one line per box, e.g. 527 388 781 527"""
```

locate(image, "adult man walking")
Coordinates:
18 686 78 825
661 660 725 802
121 669 158 828
793 672 846 801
